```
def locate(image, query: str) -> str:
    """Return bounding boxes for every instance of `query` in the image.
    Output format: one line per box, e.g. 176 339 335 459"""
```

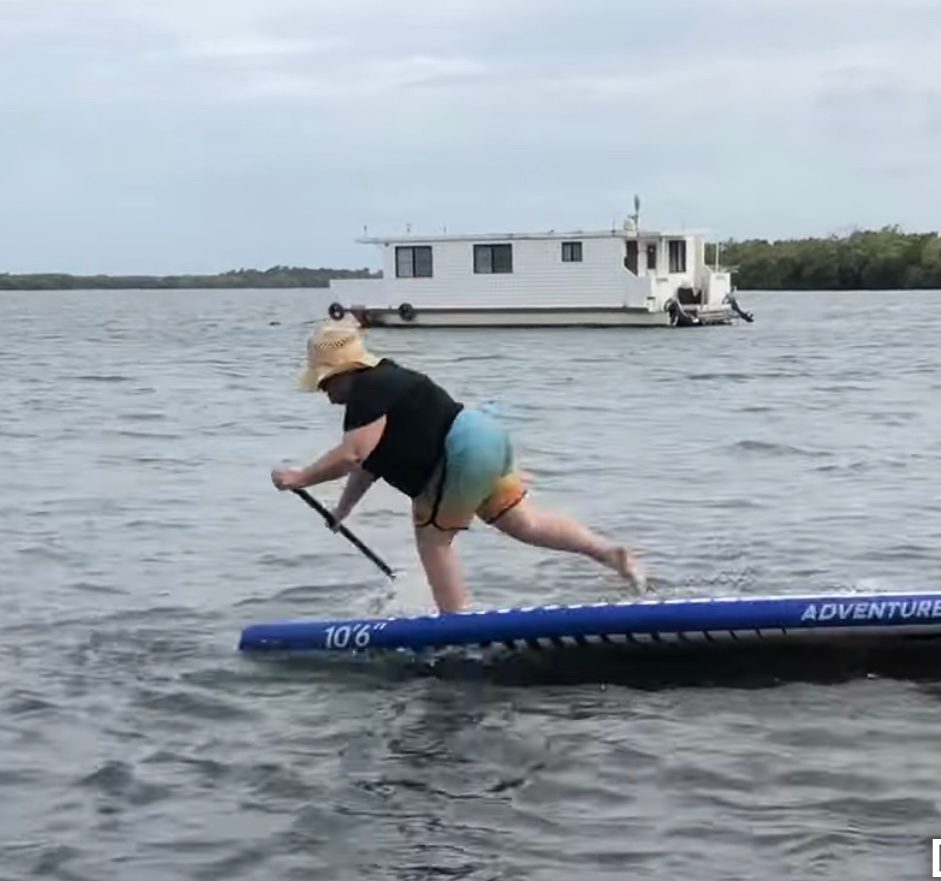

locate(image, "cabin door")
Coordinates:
624 240 639 274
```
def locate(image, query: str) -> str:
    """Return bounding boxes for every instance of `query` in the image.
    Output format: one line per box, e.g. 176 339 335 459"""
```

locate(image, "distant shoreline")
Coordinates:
3 227 939 292
0 266 379 292
711 226 940 291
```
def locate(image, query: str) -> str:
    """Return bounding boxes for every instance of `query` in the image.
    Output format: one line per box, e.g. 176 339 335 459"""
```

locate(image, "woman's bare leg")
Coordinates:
490 498 646 591
414 525 470 613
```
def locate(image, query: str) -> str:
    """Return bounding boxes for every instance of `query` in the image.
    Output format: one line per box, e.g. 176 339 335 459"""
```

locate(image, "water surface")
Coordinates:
2 287 940 879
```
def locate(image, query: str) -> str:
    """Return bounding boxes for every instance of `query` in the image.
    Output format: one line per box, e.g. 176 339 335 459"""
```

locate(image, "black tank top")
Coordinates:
343 359 462 497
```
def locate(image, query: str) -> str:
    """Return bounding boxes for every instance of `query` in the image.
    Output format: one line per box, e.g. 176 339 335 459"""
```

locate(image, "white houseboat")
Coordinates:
325 215 753 329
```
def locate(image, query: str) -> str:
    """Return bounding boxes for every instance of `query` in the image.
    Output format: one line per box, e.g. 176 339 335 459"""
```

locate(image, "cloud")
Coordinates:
0 0 939 272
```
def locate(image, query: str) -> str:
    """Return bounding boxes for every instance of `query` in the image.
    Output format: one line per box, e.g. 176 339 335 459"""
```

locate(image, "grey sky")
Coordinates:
1 0 939 273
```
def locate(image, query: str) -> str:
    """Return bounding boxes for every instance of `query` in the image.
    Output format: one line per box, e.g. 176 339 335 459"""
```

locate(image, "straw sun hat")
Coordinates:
296 319 381 392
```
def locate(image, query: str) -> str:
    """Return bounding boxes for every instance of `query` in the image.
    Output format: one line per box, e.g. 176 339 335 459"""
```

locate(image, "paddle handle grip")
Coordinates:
291 488 396 579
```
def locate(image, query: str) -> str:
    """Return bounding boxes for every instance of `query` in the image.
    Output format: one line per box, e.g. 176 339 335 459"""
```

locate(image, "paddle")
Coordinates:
291 488 396 580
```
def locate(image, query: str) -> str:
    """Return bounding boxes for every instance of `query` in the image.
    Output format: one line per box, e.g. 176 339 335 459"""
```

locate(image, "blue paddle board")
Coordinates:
238 589 941 654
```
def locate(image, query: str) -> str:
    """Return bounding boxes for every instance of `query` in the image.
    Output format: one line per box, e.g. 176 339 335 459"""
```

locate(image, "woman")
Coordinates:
271 320 646 612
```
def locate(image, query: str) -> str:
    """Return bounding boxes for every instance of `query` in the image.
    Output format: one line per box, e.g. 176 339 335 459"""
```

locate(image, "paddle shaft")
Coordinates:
291 488 396 579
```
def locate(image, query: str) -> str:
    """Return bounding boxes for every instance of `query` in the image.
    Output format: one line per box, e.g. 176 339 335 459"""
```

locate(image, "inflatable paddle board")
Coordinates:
238 589 941 655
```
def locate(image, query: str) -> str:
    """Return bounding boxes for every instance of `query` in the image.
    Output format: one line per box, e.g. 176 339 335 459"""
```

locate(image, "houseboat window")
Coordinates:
473 243 513 274
395 245 433 278
668 239 687 273
624 240 638 274
646 243 657 272
561 241 582 262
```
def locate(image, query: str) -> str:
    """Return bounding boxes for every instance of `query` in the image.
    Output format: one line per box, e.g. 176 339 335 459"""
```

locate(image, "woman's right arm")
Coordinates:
332 467 378 524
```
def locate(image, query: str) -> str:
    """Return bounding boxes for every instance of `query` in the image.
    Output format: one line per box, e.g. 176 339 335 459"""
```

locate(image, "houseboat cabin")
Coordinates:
326 221 748 328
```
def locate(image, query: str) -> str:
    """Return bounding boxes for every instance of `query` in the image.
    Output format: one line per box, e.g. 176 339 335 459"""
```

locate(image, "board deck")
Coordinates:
237 589 941 654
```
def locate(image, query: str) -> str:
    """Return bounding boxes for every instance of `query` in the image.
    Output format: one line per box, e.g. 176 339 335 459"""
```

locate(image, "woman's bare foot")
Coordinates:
601 545 647 593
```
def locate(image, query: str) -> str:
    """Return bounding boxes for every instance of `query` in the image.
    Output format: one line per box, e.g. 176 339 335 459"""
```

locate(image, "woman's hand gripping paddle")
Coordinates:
291 488 396 580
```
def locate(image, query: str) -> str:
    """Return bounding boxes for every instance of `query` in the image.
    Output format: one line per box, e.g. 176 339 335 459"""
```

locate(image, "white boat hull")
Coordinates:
342 304 736 329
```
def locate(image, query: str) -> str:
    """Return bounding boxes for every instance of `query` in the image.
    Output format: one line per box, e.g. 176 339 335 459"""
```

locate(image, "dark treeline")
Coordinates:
3 228 941 292
0 265 379 291
706 227 941 290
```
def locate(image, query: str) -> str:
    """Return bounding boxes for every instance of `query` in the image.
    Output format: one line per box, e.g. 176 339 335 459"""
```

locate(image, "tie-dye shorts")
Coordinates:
412 406 527 531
